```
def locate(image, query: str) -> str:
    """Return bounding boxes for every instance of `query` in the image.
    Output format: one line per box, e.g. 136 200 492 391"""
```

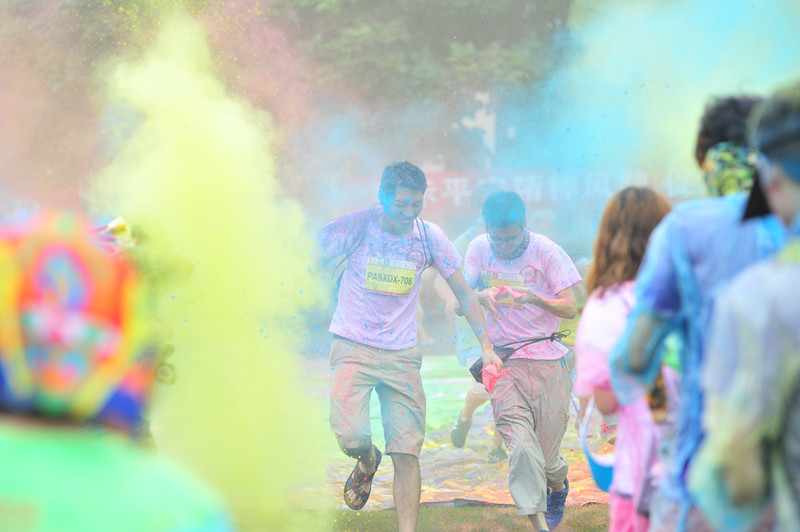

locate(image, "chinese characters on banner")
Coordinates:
423 168 702 220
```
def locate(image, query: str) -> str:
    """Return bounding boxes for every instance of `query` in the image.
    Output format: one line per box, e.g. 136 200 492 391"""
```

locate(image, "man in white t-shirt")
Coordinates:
463 191 581 531
316 162 498 532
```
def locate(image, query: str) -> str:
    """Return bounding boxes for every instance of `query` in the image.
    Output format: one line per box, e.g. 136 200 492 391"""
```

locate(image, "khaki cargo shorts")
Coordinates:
329 337 426 457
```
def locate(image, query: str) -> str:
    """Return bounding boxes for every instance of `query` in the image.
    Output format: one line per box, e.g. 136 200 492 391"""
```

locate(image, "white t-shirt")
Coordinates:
317 208 460 350
464 232 581 360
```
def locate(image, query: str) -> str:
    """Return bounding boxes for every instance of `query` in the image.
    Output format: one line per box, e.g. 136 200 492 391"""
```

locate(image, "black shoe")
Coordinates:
487 446 508 464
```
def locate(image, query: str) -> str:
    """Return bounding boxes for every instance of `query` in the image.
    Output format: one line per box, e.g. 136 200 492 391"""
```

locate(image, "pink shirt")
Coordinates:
574 281 636 398
317 208 460 350
574 282 658 498
463 232 581 360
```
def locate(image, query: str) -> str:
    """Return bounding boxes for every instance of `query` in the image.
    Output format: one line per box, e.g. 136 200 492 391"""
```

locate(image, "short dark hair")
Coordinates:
695 95 763 166
482 191 526 229
379 162 427 203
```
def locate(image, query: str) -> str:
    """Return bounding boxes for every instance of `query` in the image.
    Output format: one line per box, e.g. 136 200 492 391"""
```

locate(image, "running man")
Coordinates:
463 191 581 531
316 162 499 532
433 183 506 462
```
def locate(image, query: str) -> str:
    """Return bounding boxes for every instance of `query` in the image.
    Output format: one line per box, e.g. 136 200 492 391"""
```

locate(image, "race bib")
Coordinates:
483 271 525 306
365 257 417 296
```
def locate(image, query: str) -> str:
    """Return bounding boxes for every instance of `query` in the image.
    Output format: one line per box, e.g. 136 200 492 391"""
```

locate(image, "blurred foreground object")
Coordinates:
0 211 233 532
97 215 195 386
692 82 800 532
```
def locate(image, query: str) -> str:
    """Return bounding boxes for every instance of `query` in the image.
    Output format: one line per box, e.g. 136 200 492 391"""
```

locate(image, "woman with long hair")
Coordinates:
574 186 671 531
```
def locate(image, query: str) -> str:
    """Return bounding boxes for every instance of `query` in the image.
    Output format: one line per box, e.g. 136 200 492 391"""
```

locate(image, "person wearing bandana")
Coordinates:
462 191 582 531
691 82 800 532
316 162 498 532
609 95 788 532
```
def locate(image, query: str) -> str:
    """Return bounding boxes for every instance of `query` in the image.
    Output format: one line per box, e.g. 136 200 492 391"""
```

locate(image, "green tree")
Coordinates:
271 0 571 104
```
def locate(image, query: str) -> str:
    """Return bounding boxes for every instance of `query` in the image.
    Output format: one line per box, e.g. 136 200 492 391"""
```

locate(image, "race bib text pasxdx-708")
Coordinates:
365 257 417 296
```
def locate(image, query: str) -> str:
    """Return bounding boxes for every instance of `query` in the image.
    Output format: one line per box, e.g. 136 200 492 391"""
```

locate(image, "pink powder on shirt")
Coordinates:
318 209 461 350
463 232 582 360
575 281 659 500
574 281 635 397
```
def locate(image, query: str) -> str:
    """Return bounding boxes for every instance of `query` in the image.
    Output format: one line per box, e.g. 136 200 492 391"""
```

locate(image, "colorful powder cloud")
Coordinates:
88 11 332 530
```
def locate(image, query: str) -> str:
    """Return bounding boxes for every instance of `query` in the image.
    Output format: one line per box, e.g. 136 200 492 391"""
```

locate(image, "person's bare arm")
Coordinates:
432 271 460 322
513 285 578 319
445 270 503 369
594 389 619 415
575 396 590 432
628 313 662 373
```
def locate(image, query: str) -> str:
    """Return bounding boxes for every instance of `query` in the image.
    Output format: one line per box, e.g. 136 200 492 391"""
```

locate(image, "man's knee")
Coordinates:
339 441 372 460
390 452 418 467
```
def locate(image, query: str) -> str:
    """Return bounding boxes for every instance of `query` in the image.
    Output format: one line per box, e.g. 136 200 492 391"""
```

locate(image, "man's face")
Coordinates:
486 224 525 255
383 187 424 232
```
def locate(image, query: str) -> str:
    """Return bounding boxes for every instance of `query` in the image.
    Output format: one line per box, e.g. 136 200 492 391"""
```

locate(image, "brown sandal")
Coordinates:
343 446 382 510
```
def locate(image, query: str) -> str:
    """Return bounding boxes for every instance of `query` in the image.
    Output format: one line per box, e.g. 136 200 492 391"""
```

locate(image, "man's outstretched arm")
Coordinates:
444 270 503 370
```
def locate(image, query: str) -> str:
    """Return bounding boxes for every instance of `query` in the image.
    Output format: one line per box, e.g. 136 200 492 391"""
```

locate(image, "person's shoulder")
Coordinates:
319 207 368 230
529 232 569 258
718 257 778 320
20 428 230 529
418 219 453 248
650 196 748 254
728 242 800 309
529 232 561 248
420 218 445 234
731 257 778 286
670 194 746 225
340 207 379 225
585 282 635 314
464 232 489 253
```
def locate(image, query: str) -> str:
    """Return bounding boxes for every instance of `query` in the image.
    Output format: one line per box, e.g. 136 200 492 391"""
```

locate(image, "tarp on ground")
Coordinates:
294 354 611 511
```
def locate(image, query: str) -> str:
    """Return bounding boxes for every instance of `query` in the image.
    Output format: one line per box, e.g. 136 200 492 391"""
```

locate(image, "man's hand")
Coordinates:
481 345 504 371
477 287 502 319
513 286 542 306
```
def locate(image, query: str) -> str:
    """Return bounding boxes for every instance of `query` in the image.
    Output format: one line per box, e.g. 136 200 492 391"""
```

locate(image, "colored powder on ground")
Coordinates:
88 11 333 530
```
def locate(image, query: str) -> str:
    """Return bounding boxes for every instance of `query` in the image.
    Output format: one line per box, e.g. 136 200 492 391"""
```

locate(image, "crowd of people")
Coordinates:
0 81 798 531
319 81 800 532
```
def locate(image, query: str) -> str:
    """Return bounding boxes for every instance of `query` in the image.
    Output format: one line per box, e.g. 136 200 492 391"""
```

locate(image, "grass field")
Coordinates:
237 503 610 531
257 352 613 531
331 503 610 531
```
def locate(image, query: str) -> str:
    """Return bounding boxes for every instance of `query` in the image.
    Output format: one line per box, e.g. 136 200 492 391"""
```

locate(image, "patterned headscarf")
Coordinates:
702 142 757 197
0 212 154 431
